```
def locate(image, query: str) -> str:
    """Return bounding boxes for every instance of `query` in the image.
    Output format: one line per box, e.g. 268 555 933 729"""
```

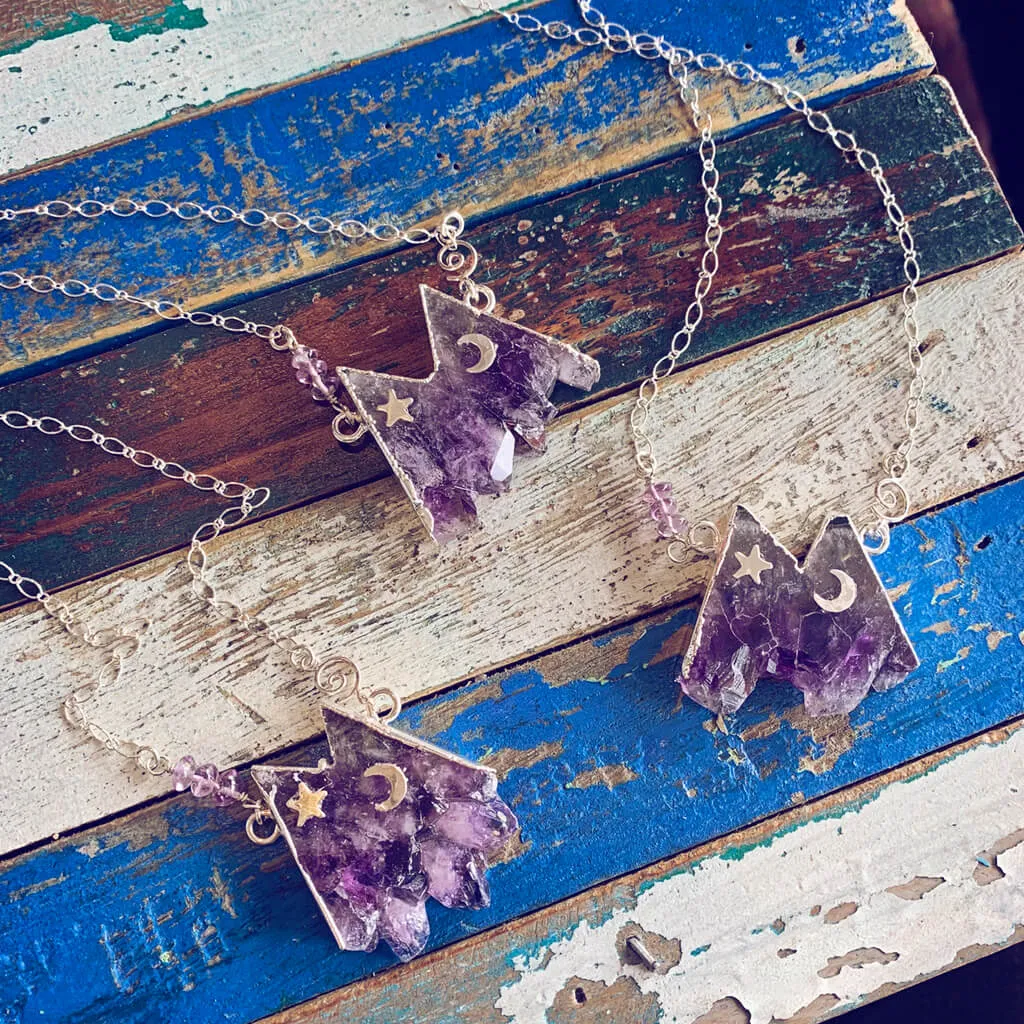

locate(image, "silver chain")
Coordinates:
0 410 402 789
0 203 494 434
467 0 924 555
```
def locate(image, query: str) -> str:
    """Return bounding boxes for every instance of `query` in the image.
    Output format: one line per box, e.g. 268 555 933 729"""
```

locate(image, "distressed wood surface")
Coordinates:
286 720 1024 1024
2 475 1021 1023
0 0 935 378
3 76 1018 607
2 249 1023 855
0 0 491 172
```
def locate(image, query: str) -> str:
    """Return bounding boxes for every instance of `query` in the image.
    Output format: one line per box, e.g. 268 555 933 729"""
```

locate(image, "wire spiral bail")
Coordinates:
435 211 496 314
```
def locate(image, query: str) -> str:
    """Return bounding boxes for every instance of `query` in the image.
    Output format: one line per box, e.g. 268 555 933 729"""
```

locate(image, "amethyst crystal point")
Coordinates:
251 705 518 962
337 284 600 543
679 505 919 718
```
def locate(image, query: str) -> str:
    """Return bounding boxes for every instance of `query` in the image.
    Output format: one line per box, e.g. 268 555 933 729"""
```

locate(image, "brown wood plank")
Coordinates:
0 75 1018 610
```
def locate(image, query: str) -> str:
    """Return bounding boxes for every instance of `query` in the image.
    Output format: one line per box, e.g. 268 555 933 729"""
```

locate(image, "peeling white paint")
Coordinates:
0 0 487 175
496 729 1024 1022
1 254 1023 854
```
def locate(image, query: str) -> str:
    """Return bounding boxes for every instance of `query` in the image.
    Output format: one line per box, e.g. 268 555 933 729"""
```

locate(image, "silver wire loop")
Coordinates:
331 411 368 444
861 521 892 556
666 540 689 564
245 811 281 846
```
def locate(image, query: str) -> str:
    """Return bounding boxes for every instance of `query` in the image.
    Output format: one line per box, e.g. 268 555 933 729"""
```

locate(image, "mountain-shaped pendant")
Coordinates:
337 285 600 543
251 705 518 962
679 505 919 717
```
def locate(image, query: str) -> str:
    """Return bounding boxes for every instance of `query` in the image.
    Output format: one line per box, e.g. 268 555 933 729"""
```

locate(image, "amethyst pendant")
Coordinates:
679 505 919 718
338 285 600 543
251 705 518 962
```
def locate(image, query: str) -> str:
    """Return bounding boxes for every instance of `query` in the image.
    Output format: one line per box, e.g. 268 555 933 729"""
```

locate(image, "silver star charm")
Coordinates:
733 544 773 584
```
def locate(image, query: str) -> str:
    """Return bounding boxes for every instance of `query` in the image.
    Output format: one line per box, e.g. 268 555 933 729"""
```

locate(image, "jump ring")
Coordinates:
245 811 280 846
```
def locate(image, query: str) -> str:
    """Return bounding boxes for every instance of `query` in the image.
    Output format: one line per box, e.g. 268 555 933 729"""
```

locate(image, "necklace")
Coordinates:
475 0 924 717
0 205 599 543
0 409 517 962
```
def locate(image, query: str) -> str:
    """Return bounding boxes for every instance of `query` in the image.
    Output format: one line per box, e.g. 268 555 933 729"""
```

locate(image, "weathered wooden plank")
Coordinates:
1 248 1022 852
2 76 1017 606
276 719 1024 1024
0 0 495 181
0 0 935 377
2 474 1022 1024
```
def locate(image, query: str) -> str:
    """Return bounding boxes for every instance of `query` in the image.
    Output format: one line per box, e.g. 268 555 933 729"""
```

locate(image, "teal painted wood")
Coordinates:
1 475 1022 1023
0 0 932 380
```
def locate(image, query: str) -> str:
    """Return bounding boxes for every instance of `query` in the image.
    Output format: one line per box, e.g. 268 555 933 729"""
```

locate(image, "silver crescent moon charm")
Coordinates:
813 569 858 614
362 762 409 812
456 332 497 374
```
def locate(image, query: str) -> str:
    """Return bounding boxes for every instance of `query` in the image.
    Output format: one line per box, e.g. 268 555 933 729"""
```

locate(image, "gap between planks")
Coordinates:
0 250 1021 854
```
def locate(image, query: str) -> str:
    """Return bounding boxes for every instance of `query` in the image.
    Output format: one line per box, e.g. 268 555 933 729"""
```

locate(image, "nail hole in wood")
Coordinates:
744 41 753 51
966 435 982 449
794 37 806 54
574 986 587 1005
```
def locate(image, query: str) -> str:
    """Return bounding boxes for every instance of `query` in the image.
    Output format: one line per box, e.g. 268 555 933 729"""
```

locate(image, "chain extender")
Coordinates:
465 0 924 557
0 410 402 804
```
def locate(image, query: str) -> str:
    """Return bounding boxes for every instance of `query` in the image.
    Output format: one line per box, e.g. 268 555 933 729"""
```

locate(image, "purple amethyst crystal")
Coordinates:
171 756 244 805
679 505 919 717
643 481 687 539
292 345 340 400
337 285 600 543
251 705 518 962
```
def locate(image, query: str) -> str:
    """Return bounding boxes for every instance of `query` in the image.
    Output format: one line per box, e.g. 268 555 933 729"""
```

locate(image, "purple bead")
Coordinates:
642 481 687 539
190 763 219 799
291 346 317 384
171 755 196 792
213 768 241 805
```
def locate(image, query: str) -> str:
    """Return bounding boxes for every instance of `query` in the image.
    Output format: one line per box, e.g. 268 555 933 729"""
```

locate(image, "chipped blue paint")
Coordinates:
0 0 932 381
0 477 1022 1022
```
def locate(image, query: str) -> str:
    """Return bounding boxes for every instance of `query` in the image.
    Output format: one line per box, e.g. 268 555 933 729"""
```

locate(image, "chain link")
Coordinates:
1 411 402 781
1 197 438 246
471 0 925 556
0 203 494 430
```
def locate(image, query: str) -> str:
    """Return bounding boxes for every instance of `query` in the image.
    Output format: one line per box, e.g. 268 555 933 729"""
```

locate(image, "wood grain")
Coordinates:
2 76 1017 606
0 1 935 377
1 250 1022 854
2 474 1022 1024
274 719 1024 1024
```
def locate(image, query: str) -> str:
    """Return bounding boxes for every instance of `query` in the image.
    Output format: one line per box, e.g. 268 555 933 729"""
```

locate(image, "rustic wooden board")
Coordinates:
2 76 1018 607
282 719 1024 1024
0 1 935 378
1 249 1023 854
2 474 1021 1024
0 0 929 175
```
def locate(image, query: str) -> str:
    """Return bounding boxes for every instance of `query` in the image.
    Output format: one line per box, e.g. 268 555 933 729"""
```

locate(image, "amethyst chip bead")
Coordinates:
171 755 244 804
